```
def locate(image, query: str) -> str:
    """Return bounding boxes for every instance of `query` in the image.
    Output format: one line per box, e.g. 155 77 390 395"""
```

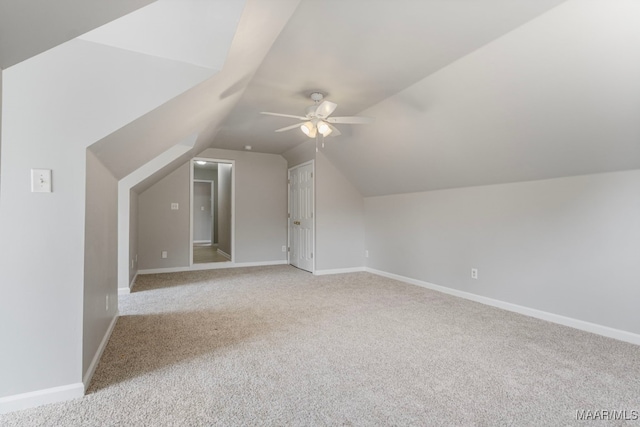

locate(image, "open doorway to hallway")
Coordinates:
191 158 234 265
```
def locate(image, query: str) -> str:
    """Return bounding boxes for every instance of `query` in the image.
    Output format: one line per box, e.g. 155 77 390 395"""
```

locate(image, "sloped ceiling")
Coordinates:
214 0 568 154
321 0 640 196
78 1 242 70
90 0 301 184
4 0 640 198
0 0 155 69
213 0 640 197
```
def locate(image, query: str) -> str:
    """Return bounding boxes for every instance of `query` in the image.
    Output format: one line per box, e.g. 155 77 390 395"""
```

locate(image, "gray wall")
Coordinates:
194 167 216 181
204 149 290 263
138 162 191 269
129 189 138 284
0 89 85 398
137 149 288 269
282 138 315 168
364 169 640 335
200 149 288 263
282 143 366 271
217 163 232 256
315 152 365 271
83 150 118 376
0 69 3 194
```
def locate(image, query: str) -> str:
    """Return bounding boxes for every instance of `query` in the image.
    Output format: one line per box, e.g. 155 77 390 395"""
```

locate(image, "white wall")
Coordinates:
315 152 365 271
83 150 118 378
364 169 640 336
217 163 232 256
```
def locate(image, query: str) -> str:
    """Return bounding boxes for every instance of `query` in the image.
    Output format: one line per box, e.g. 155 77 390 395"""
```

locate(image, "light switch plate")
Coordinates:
31 169 52 192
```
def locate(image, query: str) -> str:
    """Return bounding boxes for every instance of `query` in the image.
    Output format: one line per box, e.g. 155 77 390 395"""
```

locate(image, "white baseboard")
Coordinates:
233 260 288 268
138 260 288 275
1 311 120 414
82 311 119 390
194 240 212 244
365 268 640 346
216 249 231 260
314 267 365 276
118 273 137 295
0 382 84 414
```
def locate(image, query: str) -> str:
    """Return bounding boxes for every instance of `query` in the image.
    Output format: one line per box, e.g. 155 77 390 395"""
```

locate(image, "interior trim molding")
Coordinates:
118 273 137 295
314 267 365 276
216 249 231 260
366 268 640 346
83 311 119 391
138 260 288 275
0 382 84 415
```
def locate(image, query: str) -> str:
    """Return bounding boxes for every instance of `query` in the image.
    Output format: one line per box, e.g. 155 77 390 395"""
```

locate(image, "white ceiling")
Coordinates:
3 0 640 198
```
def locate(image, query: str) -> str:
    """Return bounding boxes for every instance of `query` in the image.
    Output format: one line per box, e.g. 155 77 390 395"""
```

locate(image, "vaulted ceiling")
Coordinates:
2 0 640 197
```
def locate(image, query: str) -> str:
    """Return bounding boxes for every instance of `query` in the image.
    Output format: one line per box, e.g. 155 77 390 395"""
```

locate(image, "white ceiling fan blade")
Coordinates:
314 101 337 119
274 123 302 132
328 124 341 137
327 116 374 124
260 111 307 120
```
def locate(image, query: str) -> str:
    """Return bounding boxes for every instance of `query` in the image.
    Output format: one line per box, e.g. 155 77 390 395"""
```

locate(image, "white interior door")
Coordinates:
289 162 314 272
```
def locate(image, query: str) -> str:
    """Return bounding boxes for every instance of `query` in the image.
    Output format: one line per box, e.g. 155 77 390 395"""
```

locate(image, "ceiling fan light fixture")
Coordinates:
317 121 331 136
300 121 315 137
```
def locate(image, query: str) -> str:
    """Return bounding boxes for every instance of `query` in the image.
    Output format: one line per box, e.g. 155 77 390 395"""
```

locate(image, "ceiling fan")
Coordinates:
260 92 374 138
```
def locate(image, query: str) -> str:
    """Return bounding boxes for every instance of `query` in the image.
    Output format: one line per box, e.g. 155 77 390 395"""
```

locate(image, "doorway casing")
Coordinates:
190 157 235 266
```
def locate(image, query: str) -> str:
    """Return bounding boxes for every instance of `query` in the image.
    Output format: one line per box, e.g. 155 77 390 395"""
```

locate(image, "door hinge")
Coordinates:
287 247 290 252
310 253 313 259
288 213 290 218
311 172 313 178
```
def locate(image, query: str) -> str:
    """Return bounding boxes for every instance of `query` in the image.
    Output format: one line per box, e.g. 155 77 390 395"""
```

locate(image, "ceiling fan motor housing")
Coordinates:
310 92 324 102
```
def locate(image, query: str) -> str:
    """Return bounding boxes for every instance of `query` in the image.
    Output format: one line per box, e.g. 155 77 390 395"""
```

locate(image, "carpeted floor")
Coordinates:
2 265 639 426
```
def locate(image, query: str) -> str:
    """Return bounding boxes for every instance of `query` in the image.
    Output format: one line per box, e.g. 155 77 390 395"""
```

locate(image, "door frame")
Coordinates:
190 157 235 266
287 160 315 273
193 179 214 244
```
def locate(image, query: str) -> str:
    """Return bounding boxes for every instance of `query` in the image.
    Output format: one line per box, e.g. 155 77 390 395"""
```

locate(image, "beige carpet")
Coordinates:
2 265 639 426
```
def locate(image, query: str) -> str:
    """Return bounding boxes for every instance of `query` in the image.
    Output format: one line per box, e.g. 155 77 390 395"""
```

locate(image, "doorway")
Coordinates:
191 158 234 265
288 161 314 273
